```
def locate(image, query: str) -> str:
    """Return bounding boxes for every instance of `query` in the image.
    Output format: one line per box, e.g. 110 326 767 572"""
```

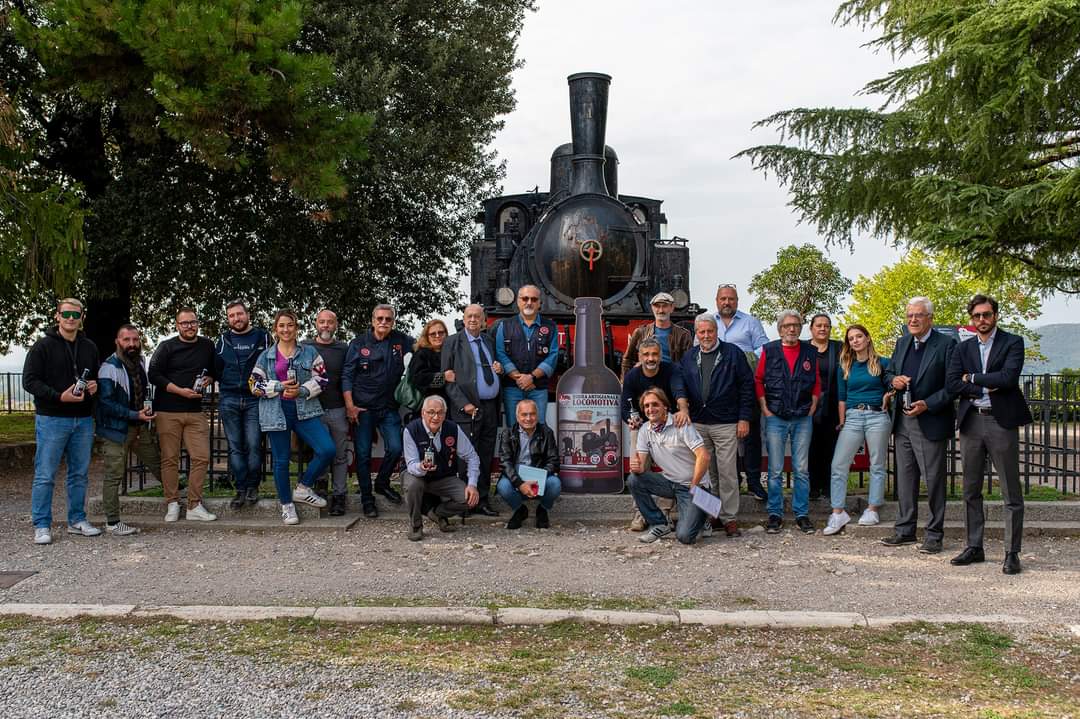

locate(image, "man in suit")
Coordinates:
442 304 503 516
946 295 1032 575
882 296 957 554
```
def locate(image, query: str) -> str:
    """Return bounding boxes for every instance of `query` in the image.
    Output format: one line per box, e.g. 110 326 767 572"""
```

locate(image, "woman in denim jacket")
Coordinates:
250 309 333 524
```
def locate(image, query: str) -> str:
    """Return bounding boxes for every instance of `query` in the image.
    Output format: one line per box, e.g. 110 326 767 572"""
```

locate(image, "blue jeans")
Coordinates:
32 415 94 528
266 401 336 504
218 393 263 492
353 407 403 501
765 414 813 518
502 386 549 426
628 472 707 544
496 474 562 511
830 409 891 510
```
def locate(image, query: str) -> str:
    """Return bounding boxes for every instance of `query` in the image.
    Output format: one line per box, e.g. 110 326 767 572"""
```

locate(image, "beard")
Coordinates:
718 306 735 318
121 347 142 362
653 312 670 323
642 360 660 373
318 330 335 342
231 320 250 333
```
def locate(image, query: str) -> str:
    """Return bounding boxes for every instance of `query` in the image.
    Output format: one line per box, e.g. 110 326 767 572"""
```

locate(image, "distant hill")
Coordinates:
1028 324 1080 373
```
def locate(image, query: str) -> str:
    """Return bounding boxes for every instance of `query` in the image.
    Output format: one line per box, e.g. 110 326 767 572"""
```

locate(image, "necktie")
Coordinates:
476 338 495 385
913 337 921 352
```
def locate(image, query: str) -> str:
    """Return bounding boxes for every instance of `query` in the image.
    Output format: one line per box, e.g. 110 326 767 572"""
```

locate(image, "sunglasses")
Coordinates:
970 311 995 320
519 296 540 303
428 330 447 337
59 310 82 320
373 316 394 324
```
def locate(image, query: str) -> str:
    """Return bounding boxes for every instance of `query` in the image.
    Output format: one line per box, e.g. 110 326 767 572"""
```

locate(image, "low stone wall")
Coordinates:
0 442 34 470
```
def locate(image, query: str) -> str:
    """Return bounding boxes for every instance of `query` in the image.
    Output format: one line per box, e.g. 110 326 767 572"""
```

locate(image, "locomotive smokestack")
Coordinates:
567 72 611 196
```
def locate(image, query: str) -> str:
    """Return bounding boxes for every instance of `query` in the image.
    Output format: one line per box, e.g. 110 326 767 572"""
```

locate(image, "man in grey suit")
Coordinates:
442 304 503 516
882 296 957 554
946 294 1032 575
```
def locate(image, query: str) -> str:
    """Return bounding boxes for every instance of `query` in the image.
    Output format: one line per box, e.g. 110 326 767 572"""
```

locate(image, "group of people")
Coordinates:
24 285 1032 574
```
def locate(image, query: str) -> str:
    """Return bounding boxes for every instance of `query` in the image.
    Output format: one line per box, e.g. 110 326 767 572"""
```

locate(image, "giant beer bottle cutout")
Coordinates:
556 297 623 493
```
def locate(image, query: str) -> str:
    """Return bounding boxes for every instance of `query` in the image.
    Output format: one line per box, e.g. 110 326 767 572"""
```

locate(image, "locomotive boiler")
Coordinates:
470 72 701 370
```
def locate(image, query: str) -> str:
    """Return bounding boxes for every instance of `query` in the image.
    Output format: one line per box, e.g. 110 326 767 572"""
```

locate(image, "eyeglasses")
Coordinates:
428 330 447 337
780 323 802 330
373 316 394 324
59 310 82 320
906 312 929 320
519 296 540 303
178 320 200 328
970 311 995 320
423 409 446 416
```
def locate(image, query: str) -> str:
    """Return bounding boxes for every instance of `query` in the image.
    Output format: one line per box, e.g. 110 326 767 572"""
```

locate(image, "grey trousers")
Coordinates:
694 422 740 522
318 407 350 496
960 413 1024 553
403 471 468 529
894 414 948 542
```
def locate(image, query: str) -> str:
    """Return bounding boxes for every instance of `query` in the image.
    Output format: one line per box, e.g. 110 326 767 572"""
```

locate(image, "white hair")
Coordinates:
421 395 447 412
693 312 717 328
907 296 934 315
775 309 803 332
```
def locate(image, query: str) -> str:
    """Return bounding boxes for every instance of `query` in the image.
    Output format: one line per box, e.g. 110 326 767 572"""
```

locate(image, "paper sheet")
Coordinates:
691 485 721 518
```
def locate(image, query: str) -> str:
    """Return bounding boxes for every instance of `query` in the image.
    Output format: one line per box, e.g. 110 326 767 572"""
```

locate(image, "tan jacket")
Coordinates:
620 323 692 378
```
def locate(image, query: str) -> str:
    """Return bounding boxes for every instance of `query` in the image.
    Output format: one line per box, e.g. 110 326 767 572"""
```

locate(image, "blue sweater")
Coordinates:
837 357 890 408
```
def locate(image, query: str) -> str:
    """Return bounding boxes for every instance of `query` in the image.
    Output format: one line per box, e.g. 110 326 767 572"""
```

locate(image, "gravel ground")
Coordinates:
2 464 1079 622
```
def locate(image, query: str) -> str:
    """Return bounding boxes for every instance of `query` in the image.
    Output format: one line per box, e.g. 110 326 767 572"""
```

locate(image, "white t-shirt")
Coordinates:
636 415 711 488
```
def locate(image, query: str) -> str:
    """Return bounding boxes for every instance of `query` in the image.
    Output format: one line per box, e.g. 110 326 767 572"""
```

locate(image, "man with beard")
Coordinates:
96 324 161 535
214 300 271 509
621 292 692 378
304 309 351 515
714 284 769 501
495 285 559 425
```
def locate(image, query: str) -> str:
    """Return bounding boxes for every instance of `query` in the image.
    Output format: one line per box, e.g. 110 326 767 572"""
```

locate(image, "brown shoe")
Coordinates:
629 511 647 532
724 521 742 538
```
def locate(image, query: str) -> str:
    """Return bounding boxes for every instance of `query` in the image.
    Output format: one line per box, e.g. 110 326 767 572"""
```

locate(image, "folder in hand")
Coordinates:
518 465 547 496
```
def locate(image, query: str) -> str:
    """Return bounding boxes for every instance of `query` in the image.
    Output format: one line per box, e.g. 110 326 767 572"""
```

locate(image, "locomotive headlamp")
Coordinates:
671 289 690 309
495 287 516 306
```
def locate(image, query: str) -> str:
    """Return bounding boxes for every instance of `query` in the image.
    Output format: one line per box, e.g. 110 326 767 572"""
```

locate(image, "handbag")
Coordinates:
394 371 423 411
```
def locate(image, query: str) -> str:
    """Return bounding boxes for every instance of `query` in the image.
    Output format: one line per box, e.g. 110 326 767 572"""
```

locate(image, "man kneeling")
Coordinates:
629 388 712 544
497 399 561 530
402 396 480 541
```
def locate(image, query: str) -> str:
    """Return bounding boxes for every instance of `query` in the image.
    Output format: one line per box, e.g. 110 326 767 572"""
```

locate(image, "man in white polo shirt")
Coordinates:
628 387 712 544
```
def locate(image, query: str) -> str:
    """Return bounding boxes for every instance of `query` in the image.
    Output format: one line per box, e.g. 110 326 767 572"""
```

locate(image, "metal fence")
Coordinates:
2 371 1078 497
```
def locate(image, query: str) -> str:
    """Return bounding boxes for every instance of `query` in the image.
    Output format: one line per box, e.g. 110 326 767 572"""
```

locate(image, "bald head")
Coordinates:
463 304 485 335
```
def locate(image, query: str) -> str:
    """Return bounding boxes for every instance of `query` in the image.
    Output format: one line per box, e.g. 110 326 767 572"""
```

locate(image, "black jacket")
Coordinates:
946 328 1033 430
813 339 843 424
407 347 448 402
23 327 100 417
884 329 957 442
498 423 559 488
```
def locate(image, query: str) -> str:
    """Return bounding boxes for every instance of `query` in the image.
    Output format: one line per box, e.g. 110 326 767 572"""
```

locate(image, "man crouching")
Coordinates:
629 388 712 545
402 395 480 541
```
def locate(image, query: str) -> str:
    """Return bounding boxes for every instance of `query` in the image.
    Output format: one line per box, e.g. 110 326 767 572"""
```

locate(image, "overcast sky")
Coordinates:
480 0 1075 326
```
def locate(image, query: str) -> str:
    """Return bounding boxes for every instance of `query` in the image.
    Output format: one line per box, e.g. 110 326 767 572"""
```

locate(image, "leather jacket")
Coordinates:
498 423 559 488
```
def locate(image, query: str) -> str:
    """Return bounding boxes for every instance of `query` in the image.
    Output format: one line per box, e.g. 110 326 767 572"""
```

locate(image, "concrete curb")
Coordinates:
0 603 1060 631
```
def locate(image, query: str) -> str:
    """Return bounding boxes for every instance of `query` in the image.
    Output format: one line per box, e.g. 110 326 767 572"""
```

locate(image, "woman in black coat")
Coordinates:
808 313 843 500
407 319 450 408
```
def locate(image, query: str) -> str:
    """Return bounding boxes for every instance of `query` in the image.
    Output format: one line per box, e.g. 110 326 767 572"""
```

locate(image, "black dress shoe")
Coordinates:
747 479 768 501
426 510 456 533
375 485 403 505
506 505 528 530
328 495 346 517
535 506 550 529
363 502 379 519
245 487 260 505
229 491 245 510
918 539 943 554
1002 552 1022 575
880 534 917 546
950 547 985 566
472 501 499 517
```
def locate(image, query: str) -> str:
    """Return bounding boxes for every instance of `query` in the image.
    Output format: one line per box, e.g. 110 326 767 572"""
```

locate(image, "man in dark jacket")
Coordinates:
946 295 1032 575
620 292 693 378
496 399 561 529
97 324 160 536
342 303 415 517
672 313 754 537
24 298 101 544
214 300 271 509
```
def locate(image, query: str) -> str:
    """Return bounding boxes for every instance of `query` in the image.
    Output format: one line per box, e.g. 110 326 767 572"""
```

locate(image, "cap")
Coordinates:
650 292 675 305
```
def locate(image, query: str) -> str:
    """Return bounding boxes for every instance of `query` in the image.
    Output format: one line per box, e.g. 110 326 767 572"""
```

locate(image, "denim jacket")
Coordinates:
249 343 327 431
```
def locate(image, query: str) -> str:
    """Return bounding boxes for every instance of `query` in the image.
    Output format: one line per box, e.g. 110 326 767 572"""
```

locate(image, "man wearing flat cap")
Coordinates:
621 292 692 379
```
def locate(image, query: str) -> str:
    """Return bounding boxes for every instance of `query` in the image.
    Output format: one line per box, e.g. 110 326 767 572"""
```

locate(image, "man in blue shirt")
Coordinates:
714 284 769 500
495 285 559 425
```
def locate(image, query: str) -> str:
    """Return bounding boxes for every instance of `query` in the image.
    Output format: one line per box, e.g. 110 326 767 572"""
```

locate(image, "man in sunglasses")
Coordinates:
946 295 1031 575
495 285 559 425
23 298 101 544
342 304 415 518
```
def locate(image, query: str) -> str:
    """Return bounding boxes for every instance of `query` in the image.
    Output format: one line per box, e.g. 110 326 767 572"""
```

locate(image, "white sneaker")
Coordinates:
858 508 880 526
34 527 52 545
186 503 218 522
639 524 673 543
292 483 327 508
697 522 714 540
67 520 102 537
164 502 181 522
281 503 300 525
822 511 850 536
106 521 140 536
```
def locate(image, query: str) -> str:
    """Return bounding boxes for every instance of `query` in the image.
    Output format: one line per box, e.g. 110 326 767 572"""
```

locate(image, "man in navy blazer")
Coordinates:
946 295 1032 575
882 296 957 554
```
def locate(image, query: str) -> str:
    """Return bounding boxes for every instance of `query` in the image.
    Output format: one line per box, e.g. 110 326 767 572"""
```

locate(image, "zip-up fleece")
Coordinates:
22 327 100 417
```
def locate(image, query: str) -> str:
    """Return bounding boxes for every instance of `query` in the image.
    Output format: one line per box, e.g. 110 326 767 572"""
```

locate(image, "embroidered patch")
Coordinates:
445 435 456 447
540 346 549 354
539 326 550 335
802 360 812 371
360 347 371 357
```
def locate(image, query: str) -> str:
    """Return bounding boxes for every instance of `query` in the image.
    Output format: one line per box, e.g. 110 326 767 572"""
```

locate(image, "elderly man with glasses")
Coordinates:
343 304 415 518
402 395 481 541
495 285 559 425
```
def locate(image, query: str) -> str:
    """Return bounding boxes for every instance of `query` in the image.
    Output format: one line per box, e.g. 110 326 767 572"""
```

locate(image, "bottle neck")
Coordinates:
573 298 605 367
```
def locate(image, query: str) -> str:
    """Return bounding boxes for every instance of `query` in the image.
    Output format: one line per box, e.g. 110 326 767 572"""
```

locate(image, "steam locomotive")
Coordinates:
470 72 701 370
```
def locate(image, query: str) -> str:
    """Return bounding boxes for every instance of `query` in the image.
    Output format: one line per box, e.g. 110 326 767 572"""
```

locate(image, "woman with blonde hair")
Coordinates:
407 319 451 407
823 324 893 535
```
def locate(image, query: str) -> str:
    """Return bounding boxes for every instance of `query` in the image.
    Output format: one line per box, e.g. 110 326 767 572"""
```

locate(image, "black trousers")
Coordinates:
808 419 840 497
456 397 499 499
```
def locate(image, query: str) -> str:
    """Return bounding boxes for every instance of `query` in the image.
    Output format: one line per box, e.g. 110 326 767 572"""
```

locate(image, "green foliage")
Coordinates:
748 243 852 322
838 249 1043 357
737 0 1080 294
